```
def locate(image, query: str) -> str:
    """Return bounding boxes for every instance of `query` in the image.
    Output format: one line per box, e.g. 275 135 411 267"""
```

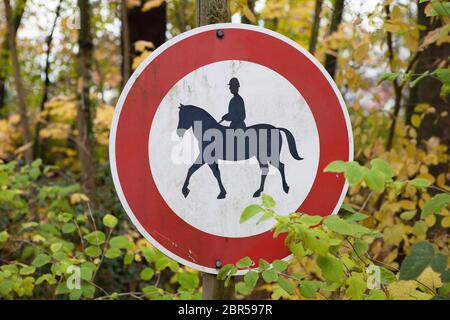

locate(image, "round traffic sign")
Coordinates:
110 24 353 274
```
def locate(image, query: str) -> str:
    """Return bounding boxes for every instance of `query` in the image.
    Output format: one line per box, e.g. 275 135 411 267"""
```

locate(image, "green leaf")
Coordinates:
236 256 253 268
61 223 76 234
235 282 253 295
365 289 386 300
370 158 394 180
441 269 450 283
102 214 118 228
344 161 368 185
244 271 259 289
217 264 234 280
85 246 102 258
299 280 319 298
19 265 36 275
324 215 379 237
421 193 450 218
0 230 9 243
262 268 278 283
410 178 432 188
256 210 275 224
409 71 430 87
178 272 199 290
262 194 276 208
428 2 450 17
84 231 106 246
303 228 330 256
298 214 322 226
272 260 289 272
29 167 41 180
277 277 294 295
81 283 96 299
109 236 129 249
258 259 270 271
353 239 369 256
430 253 448 273
80 264 94 281
380 267 396 284
345 276 366 300
377 72 400 85
140 267 155 281
317 255 345 283
364 168 385 192
32 254 51 267
324 160 348 173
240 204 264 223
399 241 434 280
105 248 121 259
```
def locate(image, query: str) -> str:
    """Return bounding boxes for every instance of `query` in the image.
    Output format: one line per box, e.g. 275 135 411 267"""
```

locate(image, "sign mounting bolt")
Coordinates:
215 260 222 268
216 29 224 39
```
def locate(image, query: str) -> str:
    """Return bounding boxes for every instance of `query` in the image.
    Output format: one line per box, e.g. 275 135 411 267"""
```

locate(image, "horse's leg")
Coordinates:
253 162 269 198
276 161 290 193
208 163 227 199
182 157 204 198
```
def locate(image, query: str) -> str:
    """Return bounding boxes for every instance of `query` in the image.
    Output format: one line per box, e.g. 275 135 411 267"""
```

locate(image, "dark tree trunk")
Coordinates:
3 0 32 163
406 1 450 149
323 0 344 79
309 0 323 55
76 0 96 197
120 0 131 87
122 1 166 81
33 0 62 159
0 0 26 110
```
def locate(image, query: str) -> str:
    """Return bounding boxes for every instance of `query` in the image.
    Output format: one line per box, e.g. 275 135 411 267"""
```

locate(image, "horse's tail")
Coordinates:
279 128 303 160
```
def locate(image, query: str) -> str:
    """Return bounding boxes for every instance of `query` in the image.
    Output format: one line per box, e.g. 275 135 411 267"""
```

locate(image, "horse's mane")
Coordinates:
181 105 218 124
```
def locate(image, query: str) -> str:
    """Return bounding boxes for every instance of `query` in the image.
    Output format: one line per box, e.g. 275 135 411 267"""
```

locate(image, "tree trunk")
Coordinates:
196 0 230 26
120 0 131 87
125 1 166 74
196 0 234 300
323 0 344 79
309 0 323 55
76 0 96 197
3 0 32 163
0 0 26 111
406 1 450 149
33 0 62 159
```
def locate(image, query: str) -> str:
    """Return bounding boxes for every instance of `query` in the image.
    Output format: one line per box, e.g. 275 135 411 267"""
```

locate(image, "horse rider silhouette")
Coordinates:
219 77 246 129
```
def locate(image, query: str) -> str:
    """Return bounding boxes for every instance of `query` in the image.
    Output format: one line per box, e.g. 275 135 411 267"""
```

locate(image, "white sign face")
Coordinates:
149 60 320 237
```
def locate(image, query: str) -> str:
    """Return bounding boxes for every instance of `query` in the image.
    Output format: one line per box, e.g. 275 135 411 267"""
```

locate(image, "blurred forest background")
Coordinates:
0 0 449 300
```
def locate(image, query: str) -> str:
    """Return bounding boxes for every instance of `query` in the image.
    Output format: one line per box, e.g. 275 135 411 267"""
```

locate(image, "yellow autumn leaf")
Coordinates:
387 280 417 299
417 267 442 290
70 193 90 204
442 216 450 228
141 0 164 12
411 114 421 128
132 50 151 70
425 214 436 227
242 5 256 23
399 200 416 210
134 40 155 52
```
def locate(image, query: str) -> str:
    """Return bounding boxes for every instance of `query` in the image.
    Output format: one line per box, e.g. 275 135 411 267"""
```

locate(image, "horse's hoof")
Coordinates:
253 190 261 198
182 187 190 198
283 185 290 194
217 192 226 199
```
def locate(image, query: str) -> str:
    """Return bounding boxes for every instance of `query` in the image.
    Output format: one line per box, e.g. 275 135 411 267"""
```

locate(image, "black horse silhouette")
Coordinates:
176 104 303 199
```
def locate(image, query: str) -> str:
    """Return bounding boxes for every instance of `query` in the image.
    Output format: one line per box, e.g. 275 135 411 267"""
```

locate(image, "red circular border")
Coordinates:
113 27 350 270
